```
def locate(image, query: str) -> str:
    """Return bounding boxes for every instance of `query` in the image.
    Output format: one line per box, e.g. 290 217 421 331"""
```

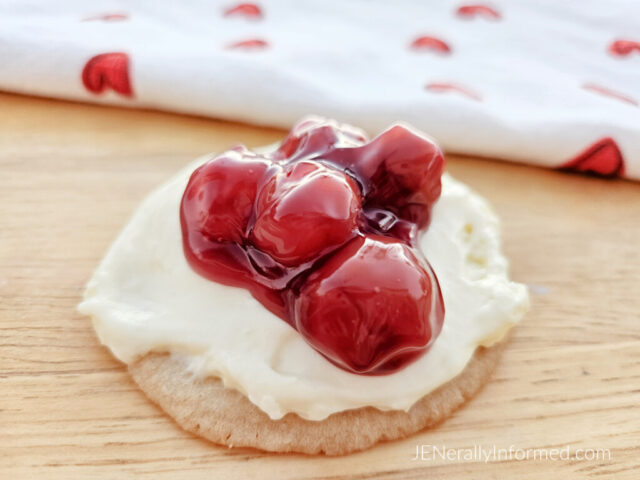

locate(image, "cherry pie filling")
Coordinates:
180 118 446 375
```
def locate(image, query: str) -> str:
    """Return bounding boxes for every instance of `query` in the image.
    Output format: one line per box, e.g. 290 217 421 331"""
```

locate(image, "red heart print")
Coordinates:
456 4 501 20
82 53 133 97
560 138 625 177
82 13 128 22
609 40 640 57
410 36 452 54
583 83 637 107
425 82 482 101
224 3 263 19
227 38 269 50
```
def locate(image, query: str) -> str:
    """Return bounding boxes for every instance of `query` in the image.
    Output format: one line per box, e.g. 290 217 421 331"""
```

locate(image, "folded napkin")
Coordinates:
1 0 639 178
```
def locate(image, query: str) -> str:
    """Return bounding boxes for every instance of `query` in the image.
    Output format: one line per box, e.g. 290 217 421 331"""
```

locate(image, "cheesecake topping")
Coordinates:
180 118 445 374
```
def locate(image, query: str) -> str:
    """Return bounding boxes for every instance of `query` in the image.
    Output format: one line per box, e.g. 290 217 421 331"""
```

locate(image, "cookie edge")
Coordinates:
128 341 504 456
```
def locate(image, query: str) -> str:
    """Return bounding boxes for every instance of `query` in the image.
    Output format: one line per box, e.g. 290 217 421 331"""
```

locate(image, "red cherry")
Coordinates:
181 150 273 244
251 160 361 266
328 125 445 229
293 235 444 375
179 118 447 374
276 117 367 160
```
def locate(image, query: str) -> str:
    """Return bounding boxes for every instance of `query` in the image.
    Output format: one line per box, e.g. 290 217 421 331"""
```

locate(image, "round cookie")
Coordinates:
128 341 504 456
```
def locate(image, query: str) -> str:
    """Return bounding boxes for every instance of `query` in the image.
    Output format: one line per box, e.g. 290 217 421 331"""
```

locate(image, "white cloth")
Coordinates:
1 0 639 178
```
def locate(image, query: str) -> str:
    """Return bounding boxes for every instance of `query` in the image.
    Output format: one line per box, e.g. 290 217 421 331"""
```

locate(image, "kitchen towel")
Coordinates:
1 0 639 178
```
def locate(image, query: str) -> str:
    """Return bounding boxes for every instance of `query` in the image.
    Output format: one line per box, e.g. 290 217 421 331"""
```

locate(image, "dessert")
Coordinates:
79 117 529 455
179 119 445 374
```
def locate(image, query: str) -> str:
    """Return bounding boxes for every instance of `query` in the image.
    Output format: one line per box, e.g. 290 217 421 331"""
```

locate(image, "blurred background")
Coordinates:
1 0 639 177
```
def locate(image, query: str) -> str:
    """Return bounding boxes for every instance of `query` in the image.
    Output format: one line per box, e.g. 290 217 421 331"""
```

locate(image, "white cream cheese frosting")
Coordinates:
78 153 529 421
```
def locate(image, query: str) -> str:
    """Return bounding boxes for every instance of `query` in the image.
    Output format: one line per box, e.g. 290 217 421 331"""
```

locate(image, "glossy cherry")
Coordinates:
293 235 444 374
181 149 273 244
251 161 361 266
326 124 445 229
180 117 446 374
276 116 367 160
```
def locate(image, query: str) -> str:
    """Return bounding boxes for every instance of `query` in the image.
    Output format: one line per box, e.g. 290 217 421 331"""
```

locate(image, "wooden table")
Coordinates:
2 92 639 479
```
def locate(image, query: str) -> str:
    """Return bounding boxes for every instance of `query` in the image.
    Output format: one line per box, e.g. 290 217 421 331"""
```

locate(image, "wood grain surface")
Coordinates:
1 92 639 479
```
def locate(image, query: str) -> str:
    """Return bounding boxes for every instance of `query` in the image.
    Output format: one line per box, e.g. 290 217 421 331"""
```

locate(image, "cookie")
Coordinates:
128 341 504 456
